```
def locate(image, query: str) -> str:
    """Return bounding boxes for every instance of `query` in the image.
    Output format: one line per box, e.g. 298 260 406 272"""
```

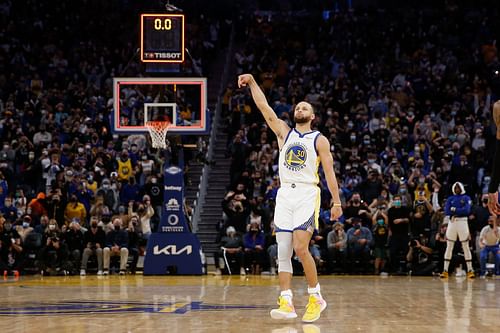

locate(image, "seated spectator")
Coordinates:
64 195 87 226
215 226 245 275
15 215 35 243
478 216 500 278
80 218 106 276
65 221 85 275
243 222 265 275
346 218 373 273
1 197 18 223
39 235 71 275
406 234 435 276
0 217 23 277
327 222 347 273
34 215 49 234
103 218 129 275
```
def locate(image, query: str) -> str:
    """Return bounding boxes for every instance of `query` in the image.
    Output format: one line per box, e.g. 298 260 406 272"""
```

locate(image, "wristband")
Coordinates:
332 203 342 207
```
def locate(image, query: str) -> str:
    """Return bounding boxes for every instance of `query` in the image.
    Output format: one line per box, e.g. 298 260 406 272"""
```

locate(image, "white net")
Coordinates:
145 121 171 149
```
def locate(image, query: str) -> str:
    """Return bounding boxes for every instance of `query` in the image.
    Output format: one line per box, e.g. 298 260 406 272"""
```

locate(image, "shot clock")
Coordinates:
140 14 185 63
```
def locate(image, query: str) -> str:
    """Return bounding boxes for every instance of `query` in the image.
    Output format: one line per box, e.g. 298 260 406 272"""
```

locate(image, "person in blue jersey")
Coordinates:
238 74 343 323
440 182 475 279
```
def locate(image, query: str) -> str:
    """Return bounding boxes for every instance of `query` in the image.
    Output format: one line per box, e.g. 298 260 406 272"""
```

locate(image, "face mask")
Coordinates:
22 222 30 228
352 199 360 204
394 200 402 207
451 111 457 117
49 224 56 230
364 140 371 145
114 225 120 231
152 178 157 184
400 188 407 194
377 219 385 226
91 223 98 228
350 135 356 141
4 223 11 231
354 224 361 230
78 147 84 153
102 184 110 190
4 201 11 207
489 224 494 229
368 159 375 164
482 199 488 204
251 229 259 233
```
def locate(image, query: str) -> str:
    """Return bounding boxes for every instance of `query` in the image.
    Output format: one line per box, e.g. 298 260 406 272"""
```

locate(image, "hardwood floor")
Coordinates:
0 274 498 332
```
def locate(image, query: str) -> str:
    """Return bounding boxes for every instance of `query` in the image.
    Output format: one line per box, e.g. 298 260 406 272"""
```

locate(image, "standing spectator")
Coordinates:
388 194 412 274
411 190 433 238
222 190 250 234
406 234 435 276
0 217 23 277
469 194 491 262
127 215 142 274
343 192 372 229
46 192 66 227
116 150 134 183
80 218 105 276
103 218 129 275
372 211 389 275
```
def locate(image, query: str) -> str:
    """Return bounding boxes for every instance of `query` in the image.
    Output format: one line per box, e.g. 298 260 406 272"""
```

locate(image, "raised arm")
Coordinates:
238 74 290 142
315 135 343 221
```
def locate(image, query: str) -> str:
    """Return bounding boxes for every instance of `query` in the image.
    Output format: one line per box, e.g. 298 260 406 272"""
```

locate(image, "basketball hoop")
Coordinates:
145 121 171 149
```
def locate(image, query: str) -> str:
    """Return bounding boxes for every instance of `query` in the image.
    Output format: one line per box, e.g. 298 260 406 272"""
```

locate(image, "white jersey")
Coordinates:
278 129 320 186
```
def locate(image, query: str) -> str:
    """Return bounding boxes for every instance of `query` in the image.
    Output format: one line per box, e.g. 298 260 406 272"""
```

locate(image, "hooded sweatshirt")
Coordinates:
444 182 472 217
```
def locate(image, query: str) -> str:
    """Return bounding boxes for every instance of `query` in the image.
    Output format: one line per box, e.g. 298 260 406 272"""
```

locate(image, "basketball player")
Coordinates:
487 101 500 219
440 182 475 279
238 74 342 322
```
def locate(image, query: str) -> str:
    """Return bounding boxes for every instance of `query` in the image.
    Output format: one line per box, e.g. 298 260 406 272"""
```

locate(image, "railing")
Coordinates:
191 25 235 232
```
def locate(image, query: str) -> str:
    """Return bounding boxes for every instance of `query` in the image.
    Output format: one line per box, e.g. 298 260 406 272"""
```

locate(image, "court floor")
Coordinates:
0 274 498 333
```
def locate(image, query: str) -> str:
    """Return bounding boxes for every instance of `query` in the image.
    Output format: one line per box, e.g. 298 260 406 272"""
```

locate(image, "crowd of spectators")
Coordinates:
217 4 500 276
0 0 223 276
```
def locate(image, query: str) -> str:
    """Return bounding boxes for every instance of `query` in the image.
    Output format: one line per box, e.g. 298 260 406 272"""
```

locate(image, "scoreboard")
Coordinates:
140 14 185 63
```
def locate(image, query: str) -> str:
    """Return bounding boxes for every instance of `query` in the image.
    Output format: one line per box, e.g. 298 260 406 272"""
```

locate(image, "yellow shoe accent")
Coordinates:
467 271 475 279
439 271 449 279
302 295 327 323
270 296 297 320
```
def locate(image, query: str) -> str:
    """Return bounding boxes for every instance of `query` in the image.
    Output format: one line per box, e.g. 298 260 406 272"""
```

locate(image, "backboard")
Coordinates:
112 77 208 135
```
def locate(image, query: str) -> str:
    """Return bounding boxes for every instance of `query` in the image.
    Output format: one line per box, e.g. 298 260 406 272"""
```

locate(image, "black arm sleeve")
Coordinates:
488 139 500 193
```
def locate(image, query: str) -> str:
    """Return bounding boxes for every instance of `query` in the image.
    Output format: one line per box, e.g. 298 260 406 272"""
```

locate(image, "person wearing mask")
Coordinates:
388 194 412 274
469 194 491 263
215 226 245 275
39 233 70 276
411 190 433 238
326 222 347 273
440 182 475 279
243 221 266 275
372 211 389 275
116 150 133 183
406 234 435 276
343 192 372 230
64 195 86 226
0 217 23 277
103 218 129 275
478 216 500 278
127 215 142 274
346 217 373 273
80 218 105 276
65 221 85 274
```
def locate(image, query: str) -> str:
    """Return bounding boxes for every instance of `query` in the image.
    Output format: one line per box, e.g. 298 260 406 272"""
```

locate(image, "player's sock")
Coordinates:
443 259 450 272
307 283 322 298
466 260 473 272
280 289 293 303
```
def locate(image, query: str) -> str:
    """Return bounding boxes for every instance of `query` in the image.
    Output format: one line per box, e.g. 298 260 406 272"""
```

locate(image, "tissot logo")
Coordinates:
153 245 192 255
165 186 182 191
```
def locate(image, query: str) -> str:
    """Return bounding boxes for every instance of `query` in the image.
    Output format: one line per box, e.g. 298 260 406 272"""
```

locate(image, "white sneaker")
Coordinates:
97 270 103 276
270 267 277 275
103 270 109 276
80 269 86 276
215 268 222 276
240 267 246 275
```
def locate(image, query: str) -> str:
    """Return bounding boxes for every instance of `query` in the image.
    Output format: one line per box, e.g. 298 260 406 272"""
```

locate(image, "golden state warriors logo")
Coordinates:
284 143 307 171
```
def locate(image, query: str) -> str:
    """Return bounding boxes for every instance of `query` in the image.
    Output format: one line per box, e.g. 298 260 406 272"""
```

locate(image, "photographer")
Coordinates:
39 235 71 275
412 190 433 238
222 190 250 234
406 234 435 276
343 192 372 231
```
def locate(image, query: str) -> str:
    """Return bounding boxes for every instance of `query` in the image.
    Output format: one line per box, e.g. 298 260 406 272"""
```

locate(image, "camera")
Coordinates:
410 239 418 247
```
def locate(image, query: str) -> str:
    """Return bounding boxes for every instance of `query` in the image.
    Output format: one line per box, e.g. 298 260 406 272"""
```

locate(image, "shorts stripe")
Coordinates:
275 226 293 233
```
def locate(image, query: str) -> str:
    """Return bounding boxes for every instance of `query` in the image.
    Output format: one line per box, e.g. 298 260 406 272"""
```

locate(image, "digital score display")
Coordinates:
140 14 185 63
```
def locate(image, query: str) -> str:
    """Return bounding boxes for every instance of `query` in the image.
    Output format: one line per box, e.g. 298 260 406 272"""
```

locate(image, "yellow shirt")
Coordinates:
117 159 133 181
64 202 87 224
